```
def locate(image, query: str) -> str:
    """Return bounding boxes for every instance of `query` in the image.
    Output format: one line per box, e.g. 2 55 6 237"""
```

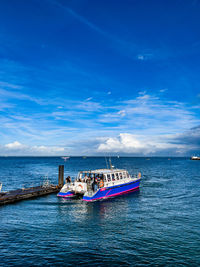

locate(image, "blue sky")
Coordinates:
0 0 200 156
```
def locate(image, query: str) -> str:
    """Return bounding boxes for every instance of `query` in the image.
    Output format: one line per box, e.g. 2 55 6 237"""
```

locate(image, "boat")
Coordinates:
61 156 70 161
57 168 141 202
190 156 200 160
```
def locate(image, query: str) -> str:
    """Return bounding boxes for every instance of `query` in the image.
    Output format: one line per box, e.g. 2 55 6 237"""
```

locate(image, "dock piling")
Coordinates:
58 165 64 187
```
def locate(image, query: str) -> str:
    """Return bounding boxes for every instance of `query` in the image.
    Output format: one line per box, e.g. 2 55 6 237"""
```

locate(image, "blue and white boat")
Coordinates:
57 167 141 202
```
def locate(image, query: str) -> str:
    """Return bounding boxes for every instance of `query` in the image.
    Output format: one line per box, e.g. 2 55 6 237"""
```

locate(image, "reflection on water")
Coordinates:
57 189 140 222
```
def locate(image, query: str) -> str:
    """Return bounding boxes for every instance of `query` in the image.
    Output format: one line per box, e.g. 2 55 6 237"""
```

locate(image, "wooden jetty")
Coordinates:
0 165 64 206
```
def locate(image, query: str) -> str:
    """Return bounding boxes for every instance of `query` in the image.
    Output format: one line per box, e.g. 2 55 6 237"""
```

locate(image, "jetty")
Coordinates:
0 165 64 206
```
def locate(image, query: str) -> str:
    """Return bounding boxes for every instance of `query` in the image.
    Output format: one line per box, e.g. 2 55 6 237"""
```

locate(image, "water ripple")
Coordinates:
0 157 200 266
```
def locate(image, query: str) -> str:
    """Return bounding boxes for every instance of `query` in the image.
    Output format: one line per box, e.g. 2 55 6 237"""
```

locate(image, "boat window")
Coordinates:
123 172 126 178
119 173 123 179
112 174 115 181
103 175 107 182
107 174 111 182
116 173 119 180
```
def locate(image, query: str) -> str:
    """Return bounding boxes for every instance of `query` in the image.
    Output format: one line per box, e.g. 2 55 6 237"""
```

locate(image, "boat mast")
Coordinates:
105 157 109 169
109 157 113 169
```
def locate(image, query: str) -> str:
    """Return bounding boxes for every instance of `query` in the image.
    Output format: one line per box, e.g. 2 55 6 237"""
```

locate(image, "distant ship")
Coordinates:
190 156 200 160
61 156 70 161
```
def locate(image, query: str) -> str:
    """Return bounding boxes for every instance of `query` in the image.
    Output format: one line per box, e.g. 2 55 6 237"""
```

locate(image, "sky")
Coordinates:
0 0 200 156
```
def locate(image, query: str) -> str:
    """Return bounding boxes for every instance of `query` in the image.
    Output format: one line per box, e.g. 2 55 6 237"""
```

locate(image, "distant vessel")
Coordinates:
61 157 70 161
190 156 200 160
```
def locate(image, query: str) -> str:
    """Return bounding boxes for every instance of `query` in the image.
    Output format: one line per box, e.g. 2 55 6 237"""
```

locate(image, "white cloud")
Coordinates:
1 141 65 156
85 97 93 101
138 90 147 95
137 53 153 61
76 100 102 112
32 145 64 153
0 88 43 105
0 81 22 89
98 134 144 152
0 102 15 111
97 133 187 155
159 88 167 93
100 93 200 135
136 94 151 100
5 141 26 149
137 55 145 60
117 110 126 117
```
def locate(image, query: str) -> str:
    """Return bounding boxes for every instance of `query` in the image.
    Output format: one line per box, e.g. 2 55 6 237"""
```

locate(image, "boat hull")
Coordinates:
82 179 140 202
57 191 76 198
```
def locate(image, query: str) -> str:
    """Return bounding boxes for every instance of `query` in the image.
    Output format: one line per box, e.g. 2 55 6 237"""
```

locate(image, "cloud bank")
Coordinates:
97 127 200 156
2 124 199 156
0 78 200 156
1 141 65 156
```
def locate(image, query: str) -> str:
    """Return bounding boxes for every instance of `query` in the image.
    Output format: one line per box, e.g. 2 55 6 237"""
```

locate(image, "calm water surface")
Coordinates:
0 157 200 266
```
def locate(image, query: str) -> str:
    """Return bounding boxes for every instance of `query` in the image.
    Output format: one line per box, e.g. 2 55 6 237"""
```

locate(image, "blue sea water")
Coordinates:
0 157 200 266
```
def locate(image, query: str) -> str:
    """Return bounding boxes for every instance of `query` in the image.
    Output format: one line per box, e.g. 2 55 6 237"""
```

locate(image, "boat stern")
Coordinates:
57 191 75 198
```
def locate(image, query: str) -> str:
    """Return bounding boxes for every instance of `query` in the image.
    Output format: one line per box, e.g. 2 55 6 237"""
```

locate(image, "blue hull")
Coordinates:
82 179 140 202
57 191 75 198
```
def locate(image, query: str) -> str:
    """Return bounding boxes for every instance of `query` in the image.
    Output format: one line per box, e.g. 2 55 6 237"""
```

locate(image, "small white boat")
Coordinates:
191 156 200 160
61 157 70 161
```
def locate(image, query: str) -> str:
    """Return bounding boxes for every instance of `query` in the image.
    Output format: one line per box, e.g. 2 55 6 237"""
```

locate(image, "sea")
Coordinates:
0 157 200 266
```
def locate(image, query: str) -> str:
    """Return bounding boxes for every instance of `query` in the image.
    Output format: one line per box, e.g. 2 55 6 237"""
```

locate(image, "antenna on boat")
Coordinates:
105 157 109 169
109 157 114 170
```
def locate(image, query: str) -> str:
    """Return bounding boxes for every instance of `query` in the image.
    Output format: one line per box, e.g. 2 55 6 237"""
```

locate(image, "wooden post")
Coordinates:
58 165 64 187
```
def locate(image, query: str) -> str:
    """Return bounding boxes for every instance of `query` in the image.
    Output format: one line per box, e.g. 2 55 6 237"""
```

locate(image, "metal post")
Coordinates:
58 165 64 187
